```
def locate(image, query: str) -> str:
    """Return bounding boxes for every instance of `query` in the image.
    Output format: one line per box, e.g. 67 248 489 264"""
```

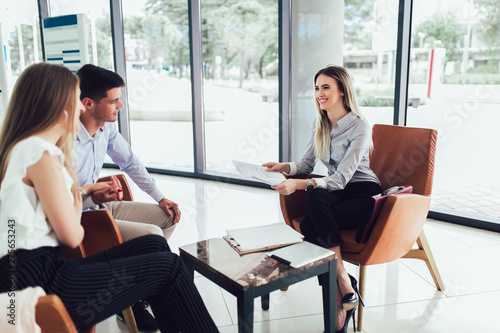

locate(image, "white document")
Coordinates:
267 241 335 268
232 160 286 186
226 223 303 252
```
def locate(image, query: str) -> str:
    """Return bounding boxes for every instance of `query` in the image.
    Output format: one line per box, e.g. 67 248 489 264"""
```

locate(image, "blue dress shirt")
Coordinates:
75 122 164 209
288 112 380 191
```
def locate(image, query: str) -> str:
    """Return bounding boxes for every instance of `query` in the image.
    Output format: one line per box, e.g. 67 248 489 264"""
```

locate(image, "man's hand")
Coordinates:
89 175 123 204
158 198 181 224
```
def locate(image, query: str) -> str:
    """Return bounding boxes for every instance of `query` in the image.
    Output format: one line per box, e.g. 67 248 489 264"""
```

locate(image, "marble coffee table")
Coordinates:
179 238 337 333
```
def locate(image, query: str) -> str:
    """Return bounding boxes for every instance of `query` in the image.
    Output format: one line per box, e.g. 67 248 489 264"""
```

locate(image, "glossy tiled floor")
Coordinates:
96 170 500 333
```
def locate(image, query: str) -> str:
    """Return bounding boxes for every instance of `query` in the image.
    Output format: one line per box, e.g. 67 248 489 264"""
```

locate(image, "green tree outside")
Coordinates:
412 11 465 64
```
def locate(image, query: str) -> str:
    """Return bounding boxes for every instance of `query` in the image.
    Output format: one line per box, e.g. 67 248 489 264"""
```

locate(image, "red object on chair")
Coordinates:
356 185 413 243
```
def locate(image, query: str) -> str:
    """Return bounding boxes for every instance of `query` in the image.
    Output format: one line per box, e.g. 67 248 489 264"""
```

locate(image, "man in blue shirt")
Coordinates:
75 64 180 331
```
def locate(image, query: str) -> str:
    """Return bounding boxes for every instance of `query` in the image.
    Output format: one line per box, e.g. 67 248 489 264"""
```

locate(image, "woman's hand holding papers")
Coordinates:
262 162 290 174
272 179 304 195
263 162 305 195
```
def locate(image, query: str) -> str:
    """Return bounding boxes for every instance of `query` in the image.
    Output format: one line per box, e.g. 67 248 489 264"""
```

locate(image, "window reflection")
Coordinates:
0 0 42 115
344 0 399 126
201 0 280 173
123 0 194 171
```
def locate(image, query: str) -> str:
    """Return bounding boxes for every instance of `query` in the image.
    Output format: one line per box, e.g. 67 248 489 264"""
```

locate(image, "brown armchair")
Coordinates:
36 295 79 333
279 124 445 331
52 174 138 333
82 174 134 255
97 174 134 201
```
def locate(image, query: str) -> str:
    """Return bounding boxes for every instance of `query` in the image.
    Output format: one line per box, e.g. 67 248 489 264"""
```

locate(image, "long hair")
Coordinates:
313 65 370 161
0 63 80 198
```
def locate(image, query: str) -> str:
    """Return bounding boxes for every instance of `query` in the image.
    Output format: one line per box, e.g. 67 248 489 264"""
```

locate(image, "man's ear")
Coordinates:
81 97 95 110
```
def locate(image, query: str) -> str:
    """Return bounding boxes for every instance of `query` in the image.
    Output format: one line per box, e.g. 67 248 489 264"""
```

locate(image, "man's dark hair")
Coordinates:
76 64 125 102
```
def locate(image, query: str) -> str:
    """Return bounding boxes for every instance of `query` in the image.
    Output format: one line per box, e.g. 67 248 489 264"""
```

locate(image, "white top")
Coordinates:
0 137 73 257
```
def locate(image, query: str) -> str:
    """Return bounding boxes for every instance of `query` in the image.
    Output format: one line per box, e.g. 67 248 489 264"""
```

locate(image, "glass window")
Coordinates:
344 0 399 127
201 0 279 174
0 0 43 122
122 0 194 171
49 0 113 69
49 0 115 165
408 0 500 221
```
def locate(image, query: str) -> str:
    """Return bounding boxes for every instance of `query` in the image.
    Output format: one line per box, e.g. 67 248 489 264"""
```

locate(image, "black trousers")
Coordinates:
0 235 218 333
300 181 381 248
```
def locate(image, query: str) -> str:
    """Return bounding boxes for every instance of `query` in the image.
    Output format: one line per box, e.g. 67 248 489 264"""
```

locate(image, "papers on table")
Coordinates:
224 223 304 255
232 160 286 186
267 241 335 268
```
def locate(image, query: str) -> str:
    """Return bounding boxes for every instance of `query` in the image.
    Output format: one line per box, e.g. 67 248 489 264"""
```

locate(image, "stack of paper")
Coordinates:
224 223 304 255
232 160 286 186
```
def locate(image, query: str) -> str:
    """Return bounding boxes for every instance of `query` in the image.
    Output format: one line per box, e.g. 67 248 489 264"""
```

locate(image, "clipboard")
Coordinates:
223 236 301 255
224 223 304 255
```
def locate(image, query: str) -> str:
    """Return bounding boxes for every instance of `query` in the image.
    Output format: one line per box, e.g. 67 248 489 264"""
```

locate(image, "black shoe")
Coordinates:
341 274 364 310
116 302 159 332
340 292 358 311
349 274 364 307
335 308 356 333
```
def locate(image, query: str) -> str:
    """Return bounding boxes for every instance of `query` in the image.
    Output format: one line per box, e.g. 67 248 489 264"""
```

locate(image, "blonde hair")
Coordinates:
313 65 370 161
0 63 80 198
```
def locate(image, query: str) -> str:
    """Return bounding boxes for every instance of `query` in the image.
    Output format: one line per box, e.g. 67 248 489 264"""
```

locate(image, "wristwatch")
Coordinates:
78 187 90 201
305 179 314 191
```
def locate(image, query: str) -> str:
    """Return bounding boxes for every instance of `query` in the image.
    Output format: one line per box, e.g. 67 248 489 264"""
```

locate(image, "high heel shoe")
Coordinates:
341 274 365 310
340 292 357 311
335 308 356 333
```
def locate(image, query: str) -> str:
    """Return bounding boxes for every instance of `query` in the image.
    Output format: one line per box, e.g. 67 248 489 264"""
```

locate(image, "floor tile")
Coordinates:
362 291 500 333
194 276 234 327
220 277 324 323
218 314 331 333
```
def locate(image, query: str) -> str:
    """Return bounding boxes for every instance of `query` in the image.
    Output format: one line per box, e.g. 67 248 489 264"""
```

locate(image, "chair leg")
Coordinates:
356 264 366 332
121 307 139 333
403 230 445 291
280 286 289 291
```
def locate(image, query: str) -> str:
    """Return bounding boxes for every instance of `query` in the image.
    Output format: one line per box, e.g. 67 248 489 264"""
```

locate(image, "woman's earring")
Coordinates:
61 110 68 125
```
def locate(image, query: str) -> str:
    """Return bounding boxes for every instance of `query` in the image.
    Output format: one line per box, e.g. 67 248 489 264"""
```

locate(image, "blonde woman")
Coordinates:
264 65 381 333
0 63 218 332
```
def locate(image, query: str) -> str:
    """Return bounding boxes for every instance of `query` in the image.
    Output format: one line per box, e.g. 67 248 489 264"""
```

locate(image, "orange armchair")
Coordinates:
52 174 138 333
36 295 78 333
97 174 134 201
279 124 444 331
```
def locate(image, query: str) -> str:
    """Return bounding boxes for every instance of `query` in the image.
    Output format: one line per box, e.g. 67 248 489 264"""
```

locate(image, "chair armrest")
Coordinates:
279 174 322 230
36 295 78 333
279 191 308 229
97 174 134 201
359 193 431 265
59 243 86 260
81 209 123 257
